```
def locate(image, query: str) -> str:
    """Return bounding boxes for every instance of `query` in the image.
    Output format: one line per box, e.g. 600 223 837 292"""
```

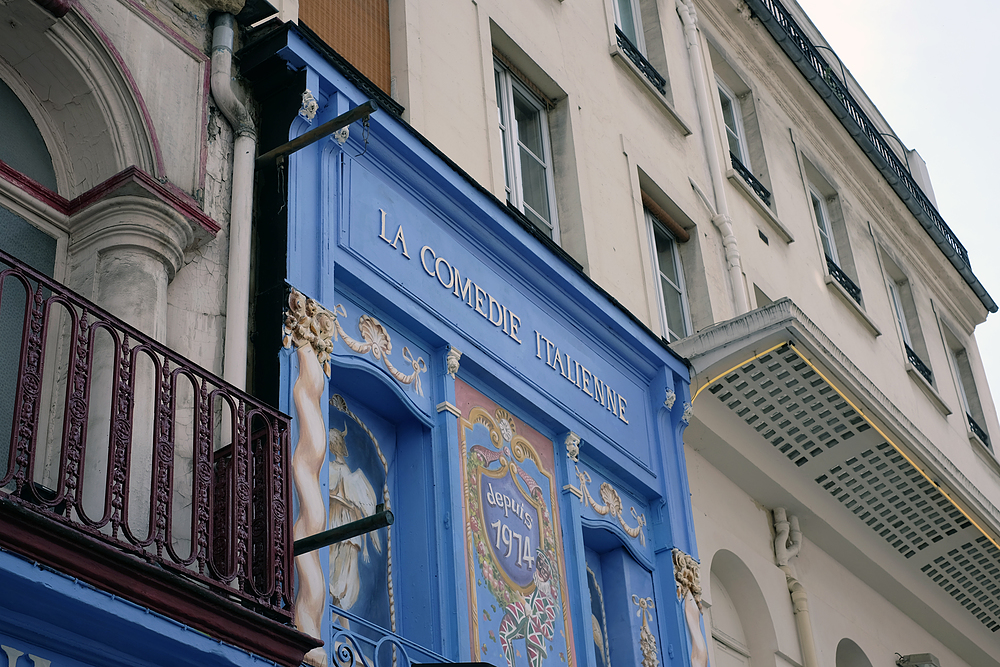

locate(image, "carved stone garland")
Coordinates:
632 595 659 667
564 465 646 545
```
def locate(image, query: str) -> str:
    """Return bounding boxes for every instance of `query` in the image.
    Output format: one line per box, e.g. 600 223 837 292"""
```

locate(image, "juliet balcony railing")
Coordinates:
905 344 933 384
0 248 303 653
329 606 454 666
744 0 989 311
615 26 667 95
825 255 862 305
730 152 772 206
968 413 991 447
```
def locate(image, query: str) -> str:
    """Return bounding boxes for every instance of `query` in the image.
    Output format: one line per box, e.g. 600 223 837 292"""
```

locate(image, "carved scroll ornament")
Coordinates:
282 289 428 395
564 466 646 545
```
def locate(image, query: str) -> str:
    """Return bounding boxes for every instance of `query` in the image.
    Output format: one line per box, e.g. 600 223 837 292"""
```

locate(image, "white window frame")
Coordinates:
613 0 646 53
494 60 559 241
887 278 912 347
809 184 838 265
647 209 690 342
716 77 750 169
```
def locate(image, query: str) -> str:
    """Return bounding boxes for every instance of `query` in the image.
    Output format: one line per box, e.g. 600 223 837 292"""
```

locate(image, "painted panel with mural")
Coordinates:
457 379 575 667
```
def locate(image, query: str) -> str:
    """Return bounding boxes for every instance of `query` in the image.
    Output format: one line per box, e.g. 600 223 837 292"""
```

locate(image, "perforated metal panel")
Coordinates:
706 343 1000 632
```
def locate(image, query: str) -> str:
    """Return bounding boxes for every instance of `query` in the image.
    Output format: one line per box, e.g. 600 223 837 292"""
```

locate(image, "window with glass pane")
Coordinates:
717 80 748 166
494 60 557 239
810 186 837 263
615 0 644 51
650 212 689 342
887 279 911 346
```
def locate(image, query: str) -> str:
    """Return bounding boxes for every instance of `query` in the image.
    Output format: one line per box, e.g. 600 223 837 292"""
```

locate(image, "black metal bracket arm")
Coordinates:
293 504 394 556
256 99 378 167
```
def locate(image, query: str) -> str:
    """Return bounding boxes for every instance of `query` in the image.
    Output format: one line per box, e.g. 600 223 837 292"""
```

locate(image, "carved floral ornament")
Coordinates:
564 432 580 462
672 548 703 611
632 595 659 667
564 465 646 545
283 288 427 394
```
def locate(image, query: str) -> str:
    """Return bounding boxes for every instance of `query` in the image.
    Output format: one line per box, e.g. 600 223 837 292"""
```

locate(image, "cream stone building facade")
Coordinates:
3 0 999 664
340 0 999 665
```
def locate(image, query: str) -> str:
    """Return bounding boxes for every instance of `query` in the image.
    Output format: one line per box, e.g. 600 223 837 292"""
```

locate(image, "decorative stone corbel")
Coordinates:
565 432 580 462
681 402 694 424
299 89 319 122
664 388 677 410
446 346 463 379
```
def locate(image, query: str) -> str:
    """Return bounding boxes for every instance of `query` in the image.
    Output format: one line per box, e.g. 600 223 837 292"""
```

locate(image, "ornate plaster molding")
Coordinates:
672 549 702 611
632 595 659 667
565 466 646 545
664 388 677 410
564 432 580 462
446 346 462 379
282 289 336 377
331 305 427 396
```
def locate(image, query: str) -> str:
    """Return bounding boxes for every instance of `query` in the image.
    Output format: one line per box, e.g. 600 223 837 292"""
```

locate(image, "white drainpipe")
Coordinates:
774 508 820 667
676 0 750 315
212 12 257 389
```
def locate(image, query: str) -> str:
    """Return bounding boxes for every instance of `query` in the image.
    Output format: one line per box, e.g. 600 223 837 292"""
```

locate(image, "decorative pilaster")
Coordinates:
283 288 335 667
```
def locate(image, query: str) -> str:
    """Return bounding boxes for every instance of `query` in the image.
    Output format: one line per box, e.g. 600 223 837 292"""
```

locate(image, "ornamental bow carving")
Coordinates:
672 549 703 611
283 289 428 395
632 595 659 667
564 465 646 545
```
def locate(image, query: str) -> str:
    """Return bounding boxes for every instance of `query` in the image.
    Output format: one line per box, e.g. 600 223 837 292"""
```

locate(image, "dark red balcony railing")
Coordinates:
0 247 294 624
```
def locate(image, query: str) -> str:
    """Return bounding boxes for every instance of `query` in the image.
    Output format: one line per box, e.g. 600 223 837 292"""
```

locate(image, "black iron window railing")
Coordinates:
905 344 933 384
968 413 990 446
745 0 971 272
825 255 861 304
730 152 772 206
615 27 667 95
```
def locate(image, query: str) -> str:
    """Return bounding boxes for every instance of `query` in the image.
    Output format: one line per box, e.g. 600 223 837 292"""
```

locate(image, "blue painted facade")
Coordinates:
251 27 697 667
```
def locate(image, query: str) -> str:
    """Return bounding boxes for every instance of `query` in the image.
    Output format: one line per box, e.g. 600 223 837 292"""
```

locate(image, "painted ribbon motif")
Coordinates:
332 305 427 396
564 465 646 545
632 595 659 667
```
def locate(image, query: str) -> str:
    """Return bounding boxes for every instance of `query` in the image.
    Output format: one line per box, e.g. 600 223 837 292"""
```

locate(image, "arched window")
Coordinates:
706 550 779 667
836 638 873 667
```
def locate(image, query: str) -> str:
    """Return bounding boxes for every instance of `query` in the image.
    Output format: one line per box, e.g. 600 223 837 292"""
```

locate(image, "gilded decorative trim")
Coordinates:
632 595 659 667
282 288 336 377
331 305 427 396
564 466 646 545
672 549 702 610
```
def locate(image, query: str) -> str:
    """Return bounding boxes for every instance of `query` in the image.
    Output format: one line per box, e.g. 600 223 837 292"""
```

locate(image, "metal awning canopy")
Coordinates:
673 299 1000 659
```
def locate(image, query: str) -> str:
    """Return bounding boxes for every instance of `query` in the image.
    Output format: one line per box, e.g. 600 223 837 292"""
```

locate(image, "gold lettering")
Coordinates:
606 386 618 414
594 377 605 406
535 331 543 359
573 361 583 388
581 367 592 396
488 295 503 327
378 208 391 243
434 257 454 288
509 313 522 343
420 246 436 276
453 267 473 305
552 348 565 375
391 225 410 258
618 396 628 424
474 284 488 317
544 337 555 366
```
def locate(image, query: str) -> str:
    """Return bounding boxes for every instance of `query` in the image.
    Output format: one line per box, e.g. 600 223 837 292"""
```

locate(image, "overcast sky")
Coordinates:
792 0 1000 417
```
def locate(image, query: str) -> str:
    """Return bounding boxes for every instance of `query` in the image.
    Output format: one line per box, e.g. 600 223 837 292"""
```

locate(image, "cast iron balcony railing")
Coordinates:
0 248 294 624
825 255 861 305
905 344 933 384
329 606 455 666
744 0 991 312
615 26 667 95
730 152 772 206
968 413 990 446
